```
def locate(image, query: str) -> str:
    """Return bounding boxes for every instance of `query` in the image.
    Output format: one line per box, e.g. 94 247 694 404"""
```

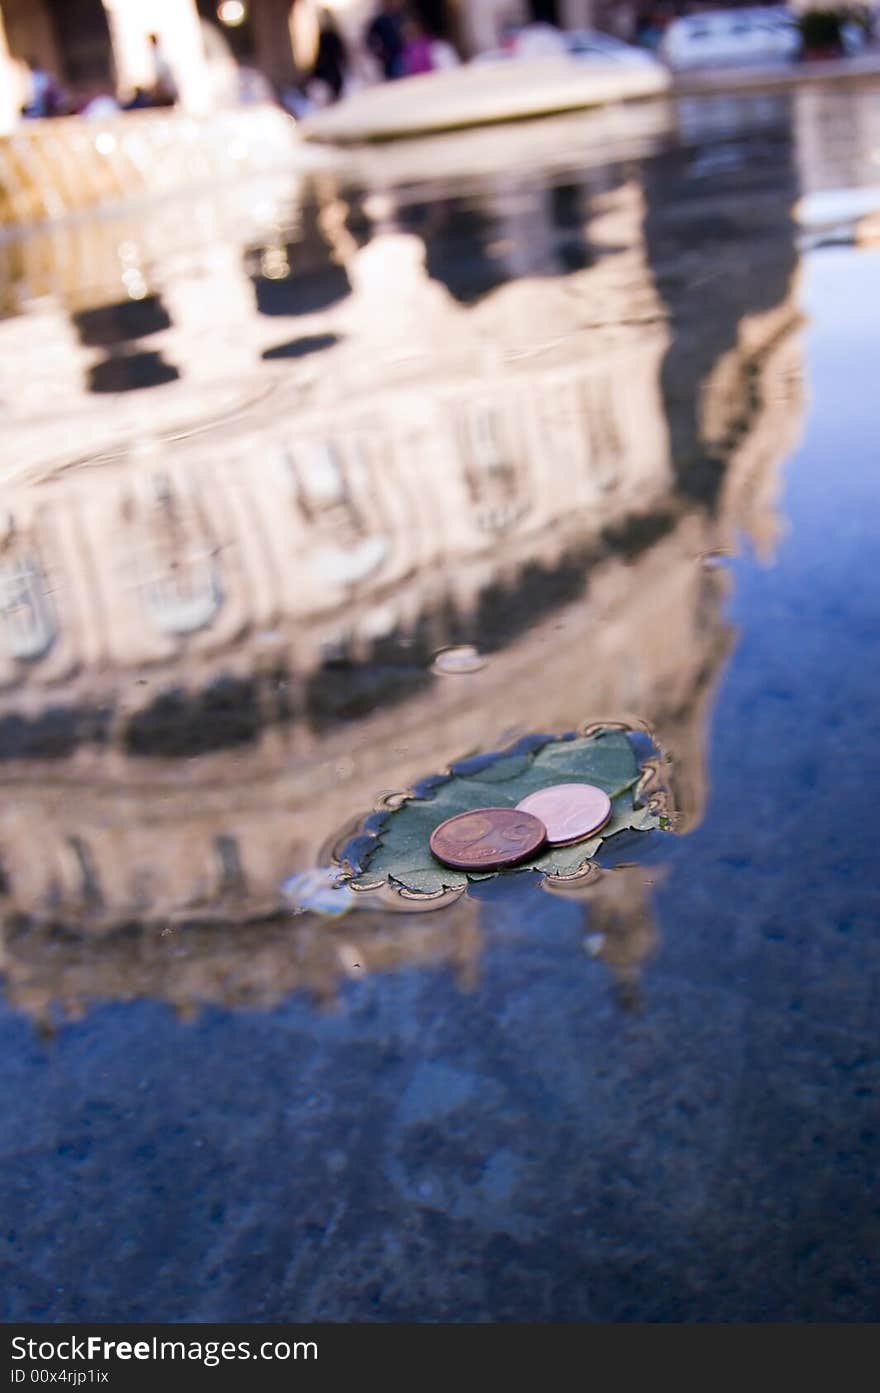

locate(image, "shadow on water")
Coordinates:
1 86 879 1321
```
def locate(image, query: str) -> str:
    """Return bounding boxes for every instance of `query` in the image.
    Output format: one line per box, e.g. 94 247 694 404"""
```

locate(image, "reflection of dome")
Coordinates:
126 472 223 636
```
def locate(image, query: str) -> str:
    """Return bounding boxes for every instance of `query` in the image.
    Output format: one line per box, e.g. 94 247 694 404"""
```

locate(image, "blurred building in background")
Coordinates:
1 0 211 121
0 0 620 134
295 1 601 68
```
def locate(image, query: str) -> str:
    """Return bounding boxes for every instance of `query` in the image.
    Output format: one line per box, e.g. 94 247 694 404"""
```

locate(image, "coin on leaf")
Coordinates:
429 807 547 870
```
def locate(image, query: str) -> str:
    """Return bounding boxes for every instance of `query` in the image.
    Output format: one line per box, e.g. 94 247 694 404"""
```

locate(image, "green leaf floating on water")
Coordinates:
348 730 661 895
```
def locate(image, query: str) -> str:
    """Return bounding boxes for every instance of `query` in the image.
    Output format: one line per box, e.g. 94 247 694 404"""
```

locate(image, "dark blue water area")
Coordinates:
3 248 880 1324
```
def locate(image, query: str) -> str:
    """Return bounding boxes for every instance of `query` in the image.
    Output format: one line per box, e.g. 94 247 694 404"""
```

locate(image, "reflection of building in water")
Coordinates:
0 862 666 1026
0 0 615 137
0 102 298 227
642 94 801 512
547 861 666 1013
0 171 307 467
1 891 484 1028
0 151 804 1020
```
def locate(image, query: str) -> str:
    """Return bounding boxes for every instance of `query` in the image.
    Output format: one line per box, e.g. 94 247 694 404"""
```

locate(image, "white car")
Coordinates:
473 24 664 71
660 7 802 69
564 28 666 69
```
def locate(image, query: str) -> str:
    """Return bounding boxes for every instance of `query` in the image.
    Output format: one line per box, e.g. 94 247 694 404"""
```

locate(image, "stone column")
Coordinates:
101 0 212 114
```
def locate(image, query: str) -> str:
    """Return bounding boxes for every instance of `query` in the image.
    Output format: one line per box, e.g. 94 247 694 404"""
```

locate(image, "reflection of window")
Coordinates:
141 553 221 636
285 439 360 527
459 400 526 533
295 441 346 512
214 835 246 897
134 475 222 636
582 377 621 491
0 552 55 660
466 403 515 484
313 536 388 586
284 436 391 585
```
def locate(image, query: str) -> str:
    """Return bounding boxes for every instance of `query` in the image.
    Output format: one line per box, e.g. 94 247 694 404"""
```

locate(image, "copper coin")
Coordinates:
515 783 612 844
429 807 547 870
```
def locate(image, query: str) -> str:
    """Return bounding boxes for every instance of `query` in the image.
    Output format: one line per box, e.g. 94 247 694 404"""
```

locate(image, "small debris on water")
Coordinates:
281 867 356 918
697 548 734 569
431 645 487 676
336 942 364 976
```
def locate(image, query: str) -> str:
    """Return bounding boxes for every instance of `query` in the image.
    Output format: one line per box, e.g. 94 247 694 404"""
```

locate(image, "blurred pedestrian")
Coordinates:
122 86 153 111
365 0 406 80
402 15 435 75
311 12 349 101
147 33 177 107
20 56 63 118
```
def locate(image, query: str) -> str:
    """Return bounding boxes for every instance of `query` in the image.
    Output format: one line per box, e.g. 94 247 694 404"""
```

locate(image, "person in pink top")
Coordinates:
401 16 435 75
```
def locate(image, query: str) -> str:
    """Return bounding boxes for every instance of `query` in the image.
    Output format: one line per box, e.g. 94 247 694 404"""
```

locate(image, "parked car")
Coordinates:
659 7 803 69
564 28 666 69
470 23 561 64
473 24 664 72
